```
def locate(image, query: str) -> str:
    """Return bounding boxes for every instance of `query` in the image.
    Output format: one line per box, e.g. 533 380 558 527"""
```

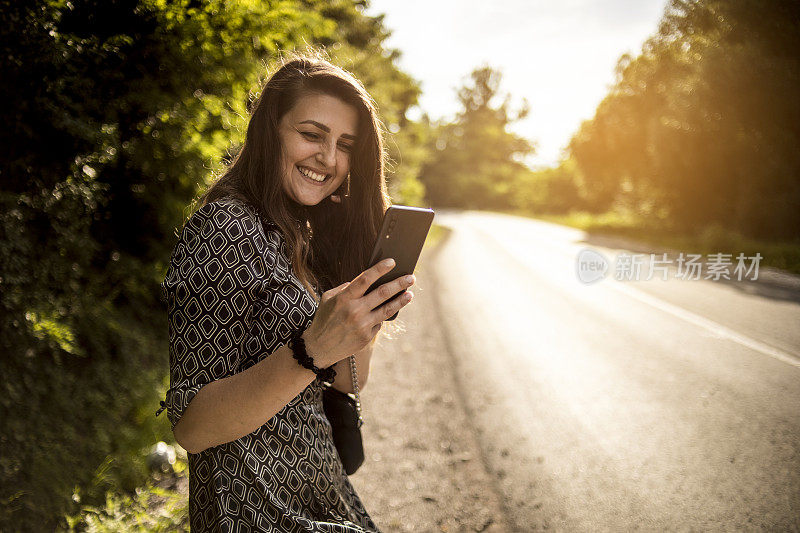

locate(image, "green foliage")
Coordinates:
513 158 583 214
64 471 189 532
568 0 800 240
0 0 424 530
419 65 534 209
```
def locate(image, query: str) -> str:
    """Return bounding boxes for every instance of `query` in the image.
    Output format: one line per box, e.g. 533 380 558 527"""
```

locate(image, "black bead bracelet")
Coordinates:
289 332 336 383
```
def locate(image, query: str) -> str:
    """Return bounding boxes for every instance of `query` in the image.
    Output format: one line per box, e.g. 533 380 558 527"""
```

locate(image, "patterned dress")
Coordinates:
159 196 379 532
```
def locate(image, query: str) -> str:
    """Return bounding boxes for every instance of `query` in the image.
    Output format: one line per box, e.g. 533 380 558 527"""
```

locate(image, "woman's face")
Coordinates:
277 92 359 206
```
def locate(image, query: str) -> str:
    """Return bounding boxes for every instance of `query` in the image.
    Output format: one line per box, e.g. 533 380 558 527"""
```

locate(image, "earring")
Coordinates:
343 172 351 198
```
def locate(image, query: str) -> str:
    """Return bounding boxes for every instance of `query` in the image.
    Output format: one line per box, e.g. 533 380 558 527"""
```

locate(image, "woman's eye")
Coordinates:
301 131 320 140
338 143 353 153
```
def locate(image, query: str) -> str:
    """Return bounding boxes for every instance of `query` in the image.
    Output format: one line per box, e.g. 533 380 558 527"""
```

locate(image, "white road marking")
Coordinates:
608 281 800 369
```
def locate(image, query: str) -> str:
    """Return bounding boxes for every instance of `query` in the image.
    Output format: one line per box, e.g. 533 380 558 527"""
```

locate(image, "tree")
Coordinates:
419 65 534 209
568 0 800 238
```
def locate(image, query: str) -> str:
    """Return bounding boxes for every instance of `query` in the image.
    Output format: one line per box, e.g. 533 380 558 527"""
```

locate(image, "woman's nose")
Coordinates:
317 141 336 168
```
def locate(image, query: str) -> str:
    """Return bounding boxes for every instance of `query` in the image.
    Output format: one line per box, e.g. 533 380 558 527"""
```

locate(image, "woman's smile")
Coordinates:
296 165 331 183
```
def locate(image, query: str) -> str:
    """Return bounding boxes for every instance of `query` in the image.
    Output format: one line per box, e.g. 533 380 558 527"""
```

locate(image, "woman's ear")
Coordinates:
329 182 344 203
329 173 350 203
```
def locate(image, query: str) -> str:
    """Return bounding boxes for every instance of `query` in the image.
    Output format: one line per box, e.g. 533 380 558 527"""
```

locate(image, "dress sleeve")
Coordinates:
157 198 273 430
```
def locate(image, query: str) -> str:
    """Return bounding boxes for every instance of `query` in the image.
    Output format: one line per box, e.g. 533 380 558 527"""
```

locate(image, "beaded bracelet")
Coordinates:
289 332 336 383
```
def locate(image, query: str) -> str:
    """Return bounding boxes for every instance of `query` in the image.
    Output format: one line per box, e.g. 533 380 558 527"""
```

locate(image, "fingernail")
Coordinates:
384 258 395 267
405 275 415 284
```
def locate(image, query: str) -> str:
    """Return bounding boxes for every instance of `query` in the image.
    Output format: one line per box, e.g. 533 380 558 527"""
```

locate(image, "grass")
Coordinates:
63 457 189 532
423 223 450 250
525 210 800 276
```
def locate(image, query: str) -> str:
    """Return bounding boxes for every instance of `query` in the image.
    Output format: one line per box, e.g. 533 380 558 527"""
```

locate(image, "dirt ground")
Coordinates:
348 245 510 533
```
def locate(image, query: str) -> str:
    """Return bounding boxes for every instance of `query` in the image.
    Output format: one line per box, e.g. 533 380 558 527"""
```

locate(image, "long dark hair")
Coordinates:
198 54 390 296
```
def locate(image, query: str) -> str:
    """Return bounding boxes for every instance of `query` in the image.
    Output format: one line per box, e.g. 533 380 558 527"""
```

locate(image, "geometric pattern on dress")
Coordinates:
160 196 380 532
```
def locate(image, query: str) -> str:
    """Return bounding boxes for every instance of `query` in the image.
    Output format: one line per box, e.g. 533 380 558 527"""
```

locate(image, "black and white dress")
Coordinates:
158 196 379 532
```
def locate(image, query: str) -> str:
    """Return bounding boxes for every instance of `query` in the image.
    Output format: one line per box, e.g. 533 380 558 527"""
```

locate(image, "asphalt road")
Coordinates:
429 211 800 531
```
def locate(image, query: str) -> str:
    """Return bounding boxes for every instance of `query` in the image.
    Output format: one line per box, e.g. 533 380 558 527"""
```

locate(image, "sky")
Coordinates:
365 0 668 168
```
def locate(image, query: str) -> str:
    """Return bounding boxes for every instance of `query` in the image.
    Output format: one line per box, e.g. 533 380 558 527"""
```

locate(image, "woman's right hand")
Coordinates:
302 258 415 367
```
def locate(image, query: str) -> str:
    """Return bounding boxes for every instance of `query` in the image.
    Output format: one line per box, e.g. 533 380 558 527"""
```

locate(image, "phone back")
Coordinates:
366 205 435 292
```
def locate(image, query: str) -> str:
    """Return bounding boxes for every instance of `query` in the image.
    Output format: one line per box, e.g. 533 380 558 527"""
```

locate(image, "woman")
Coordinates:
157 56 415 531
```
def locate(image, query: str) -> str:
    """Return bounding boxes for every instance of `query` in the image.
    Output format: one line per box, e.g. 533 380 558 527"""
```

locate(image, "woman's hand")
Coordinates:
302 258 415 367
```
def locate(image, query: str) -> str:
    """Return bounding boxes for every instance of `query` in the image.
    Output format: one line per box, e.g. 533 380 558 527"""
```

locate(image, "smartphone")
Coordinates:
366 205 435 320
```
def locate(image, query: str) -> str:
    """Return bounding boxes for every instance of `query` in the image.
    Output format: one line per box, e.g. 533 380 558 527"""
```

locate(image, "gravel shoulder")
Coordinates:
348 240 510 532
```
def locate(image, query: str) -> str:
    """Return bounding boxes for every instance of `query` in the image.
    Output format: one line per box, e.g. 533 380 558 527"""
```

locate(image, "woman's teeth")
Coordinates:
298 166 328 182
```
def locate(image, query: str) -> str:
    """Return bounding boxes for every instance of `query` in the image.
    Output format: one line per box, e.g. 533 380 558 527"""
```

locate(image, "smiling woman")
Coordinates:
157 55 415 531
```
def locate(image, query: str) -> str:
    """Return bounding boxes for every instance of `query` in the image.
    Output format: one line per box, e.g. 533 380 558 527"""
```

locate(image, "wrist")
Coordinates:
300 330 326 366
302 330 343 369
292 331 336 382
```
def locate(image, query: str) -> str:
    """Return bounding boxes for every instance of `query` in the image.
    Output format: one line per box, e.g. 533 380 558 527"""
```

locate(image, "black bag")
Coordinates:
323 385 364 475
